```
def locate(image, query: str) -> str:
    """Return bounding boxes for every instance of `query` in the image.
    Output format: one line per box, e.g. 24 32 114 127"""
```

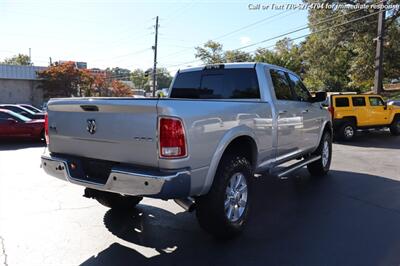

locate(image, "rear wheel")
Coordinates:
307 131 332 177
339 122 356 141
84 188 142 210
195 154 253 239
390 116 400 136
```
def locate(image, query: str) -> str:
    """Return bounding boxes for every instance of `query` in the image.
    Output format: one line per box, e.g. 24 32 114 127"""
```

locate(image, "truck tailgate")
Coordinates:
47 98 159 167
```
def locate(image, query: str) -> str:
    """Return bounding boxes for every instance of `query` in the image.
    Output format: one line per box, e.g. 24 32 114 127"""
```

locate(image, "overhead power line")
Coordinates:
162 9 385 70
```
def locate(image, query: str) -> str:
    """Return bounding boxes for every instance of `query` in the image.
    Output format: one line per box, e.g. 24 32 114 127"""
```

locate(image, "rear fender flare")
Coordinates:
198 126 259 195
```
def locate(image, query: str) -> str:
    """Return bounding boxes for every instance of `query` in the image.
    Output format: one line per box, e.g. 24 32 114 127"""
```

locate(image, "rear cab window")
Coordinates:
170 67 260 99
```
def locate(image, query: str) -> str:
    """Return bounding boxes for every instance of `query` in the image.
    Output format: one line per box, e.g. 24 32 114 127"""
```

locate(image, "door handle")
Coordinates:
301 109 309 114
278 110 287 115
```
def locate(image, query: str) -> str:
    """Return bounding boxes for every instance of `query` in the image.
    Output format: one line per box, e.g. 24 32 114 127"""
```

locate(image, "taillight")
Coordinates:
44 112 49 144
328 106 334 117
159 117 187 158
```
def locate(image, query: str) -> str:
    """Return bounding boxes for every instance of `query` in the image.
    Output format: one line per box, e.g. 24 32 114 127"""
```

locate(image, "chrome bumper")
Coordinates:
41 154 191 199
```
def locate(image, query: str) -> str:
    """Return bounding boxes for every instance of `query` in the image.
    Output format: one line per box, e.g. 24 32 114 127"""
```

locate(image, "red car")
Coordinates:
0 109 45 141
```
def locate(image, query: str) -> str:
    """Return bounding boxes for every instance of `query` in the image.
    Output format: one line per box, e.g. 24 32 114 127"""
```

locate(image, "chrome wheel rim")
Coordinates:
224 172 248 222
322 140 330 167
344 126 354 138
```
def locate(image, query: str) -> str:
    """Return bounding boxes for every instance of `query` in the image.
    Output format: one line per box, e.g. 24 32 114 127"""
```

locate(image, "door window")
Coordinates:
369 97 384 106
352 97 366 106
288 74 311 102
270 69 294 100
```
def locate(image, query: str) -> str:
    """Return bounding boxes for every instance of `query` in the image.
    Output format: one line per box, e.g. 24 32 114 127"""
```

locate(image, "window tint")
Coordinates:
335 97 349 107
369 97 384 106
270 70 293 100
0 112 11 120
170 68 260 99
288 73 311 102
352 97 366 106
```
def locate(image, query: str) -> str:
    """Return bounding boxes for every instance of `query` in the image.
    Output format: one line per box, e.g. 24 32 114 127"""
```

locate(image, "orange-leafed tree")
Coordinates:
38 61 82 98
79 69 95 97
110 80 133 97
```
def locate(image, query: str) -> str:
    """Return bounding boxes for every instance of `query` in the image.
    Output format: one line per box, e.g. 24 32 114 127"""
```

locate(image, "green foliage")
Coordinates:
225 50 254 62
130 69 149 90
1 54 31 65
195 40 225 64
105 67 131 81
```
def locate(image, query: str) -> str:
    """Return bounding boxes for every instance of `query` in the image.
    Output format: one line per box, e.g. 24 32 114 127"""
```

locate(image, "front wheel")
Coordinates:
195 154 253 239
390 116 400 136
307 131 332 177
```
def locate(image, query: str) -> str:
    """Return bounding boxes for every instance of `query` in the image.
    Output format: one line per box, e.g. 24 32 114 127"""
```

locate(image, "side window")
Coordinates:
270 69 293 100
352 97 366 107
0 112 11 122
288 73 311 102
369 97 384 106
335 97 349 107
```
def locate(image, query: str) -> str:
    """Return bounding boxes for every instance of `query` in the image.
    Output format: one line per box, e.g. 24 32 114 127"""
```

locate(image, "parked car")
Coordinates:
387 100 400 107
327 94 400 140
41 63 332 239
0 109 45 141
0 104 45 119
19 104 43 113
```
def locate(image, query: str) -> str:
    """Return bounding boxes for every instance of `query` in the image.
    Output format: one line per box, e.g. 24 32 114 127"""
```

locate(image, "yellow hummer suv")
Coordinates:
328 94 400 140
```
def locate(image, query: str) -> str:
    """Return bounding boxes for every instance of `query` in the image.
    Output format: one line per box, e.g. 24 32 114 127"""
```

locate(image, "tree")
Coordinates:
38 61 82 98
110 80 133 96
195 40 224 64
156 67 173 89
225 50 253 63
255 38 303 74
106 67 131 81
302 1 400 92
1 54 31 65
130 69 149 90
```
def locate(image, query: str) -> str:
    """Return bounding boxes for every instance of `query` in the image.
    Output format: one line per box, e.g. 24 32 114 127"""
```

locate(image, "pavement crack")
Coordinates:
0 236 8 266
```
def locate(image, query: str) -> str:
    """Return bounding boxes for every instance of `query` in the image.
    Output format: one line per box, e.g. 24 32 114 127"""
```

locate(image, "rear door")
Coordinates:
287 73 322 150
270 69 304 158
351 96 368 126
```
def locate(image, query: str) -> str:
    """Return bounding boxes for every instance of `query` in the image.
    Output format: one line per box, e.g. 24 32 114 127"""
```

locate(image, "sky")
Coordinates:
0 0 309 74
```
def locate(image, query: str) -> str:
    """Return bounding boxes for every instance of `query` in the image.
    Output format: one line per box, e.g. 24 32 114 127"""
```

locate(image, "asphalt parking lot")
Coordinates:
0 130 400 266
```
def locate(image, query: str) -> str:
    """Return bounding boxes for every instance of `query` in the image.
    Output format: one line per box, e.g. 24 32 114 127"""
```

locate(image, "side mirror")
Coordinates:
384 102 388 110
313 91 327 103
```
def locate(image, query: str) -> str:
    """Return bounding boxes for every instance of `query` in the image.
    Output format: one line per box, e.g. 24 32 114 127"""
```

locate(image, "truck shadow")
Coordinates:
335 130 400 149
81 170 400 266
0 140 46 151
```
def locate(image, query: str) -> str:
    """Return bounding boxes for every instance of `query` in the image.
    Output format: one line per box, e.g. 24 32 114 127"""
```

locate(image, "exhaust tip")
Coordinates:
174 198 196 212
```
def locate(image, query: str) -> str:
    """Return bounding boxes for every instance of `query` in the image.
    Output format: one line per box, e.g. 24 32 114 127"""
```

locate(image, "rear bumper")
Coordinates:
41 153 191 199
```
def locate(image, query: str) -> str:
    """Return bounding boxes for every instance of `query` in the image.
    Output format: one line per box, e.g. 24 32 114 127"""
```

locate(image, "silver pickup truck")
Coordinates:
41 63 332 239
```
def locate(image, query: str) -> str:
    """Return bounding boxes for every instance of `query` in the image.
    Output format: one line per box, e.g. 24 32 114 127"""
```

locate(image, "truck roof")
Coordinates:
178 62 298 76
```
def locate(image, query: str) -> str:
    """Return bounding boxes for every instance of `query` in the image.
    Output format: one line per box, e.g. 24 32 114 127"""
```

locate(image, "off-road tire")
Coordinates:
390 116 400 136
195 154 253 239
338 121 356 141
307 131 332 177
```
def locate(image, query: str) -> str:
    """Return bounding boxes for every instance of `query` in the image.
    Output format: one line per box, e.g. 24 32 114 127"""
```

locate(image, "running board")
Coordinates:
274 155 321 179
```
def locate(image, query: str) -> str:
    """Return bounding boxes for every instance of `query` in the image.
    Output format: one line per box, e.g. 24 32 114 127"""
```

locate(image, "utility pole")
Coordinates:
152 16 159 97
373 0 386 94
29 48 32 65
